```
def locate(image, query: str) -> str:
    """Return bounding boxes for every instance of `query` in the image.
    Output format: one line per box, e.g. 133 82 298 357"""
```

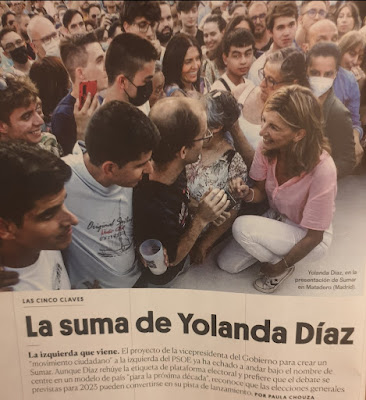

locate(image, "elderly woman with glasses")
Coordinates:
186 90 248 264
218 85 337 294
235 47 309 149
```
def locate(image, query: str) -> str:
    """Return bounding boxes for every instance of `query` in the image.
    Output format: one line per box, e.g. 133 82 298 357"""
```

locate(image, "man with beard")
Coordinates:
14 12 35 59
247 1 272 58
156 1 173 47
0 28 32 75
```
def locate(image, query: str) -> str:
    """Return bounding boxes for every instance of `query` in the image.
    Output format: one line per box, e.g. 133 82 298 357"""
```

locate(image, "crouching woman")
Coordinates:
217 85 337 293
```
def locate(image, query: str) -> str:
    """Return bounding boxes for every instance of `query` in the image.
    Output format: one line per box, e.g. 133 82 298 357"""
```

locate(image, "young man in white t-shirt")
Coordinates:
0 142 78 291
211 28 255 92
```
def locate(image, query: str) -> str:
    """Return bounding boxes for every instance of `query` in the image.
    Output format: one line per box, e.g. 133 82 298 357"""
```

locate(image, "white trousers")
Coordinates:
217 214 332 274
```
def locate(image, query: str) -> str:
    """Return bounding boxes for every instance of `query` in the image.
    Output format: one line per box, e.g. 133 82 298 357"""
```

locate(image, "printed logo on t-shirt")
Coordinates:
87 216 133 258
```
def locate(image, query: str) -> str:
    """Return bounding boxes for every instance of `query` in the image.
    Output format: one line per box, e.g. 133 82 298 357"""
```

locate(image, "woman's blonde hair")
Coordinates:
263 85 331 176
338 30 365 59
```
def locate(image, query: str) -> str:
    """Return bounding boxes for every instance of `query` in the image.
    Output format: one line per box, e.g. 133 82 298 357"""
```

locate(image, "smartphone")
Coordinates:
224 189 237 212
79 80 97 110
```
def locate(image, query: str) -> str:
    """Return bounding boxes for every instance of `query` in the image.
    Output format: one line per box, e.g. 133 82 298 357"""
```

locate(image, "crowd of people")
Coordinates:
0 1 364 294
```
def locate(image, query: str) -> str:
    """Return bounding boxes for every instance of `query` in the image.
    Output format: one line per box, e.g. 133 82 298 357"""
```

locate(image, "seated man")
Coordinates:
133 97 229 286
52 32 108 155
211 28 255 92
0 75 62 156
0 142 78 291
62 101 160 289
307 42 355 178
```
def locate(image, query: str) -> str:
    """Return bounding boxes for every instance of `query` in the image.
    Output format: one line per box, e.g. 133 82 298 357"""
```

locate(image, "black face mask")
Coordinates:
10 46 28 64
125 79 153 107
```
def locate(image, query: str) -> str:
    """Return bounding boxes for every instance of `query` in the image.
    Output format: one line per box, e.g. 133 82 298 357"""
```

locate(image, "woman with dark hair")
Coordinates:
218 85 337 294
186 90 248 263
163 33 208 98
335 1 361 38
201 14 227 85
236 48 309 149
29 56 70 129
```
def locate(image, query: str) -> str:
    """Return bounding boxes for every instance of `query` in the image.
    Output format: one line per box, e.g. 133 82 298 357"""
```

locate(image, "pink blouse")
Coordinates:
250 144 337 230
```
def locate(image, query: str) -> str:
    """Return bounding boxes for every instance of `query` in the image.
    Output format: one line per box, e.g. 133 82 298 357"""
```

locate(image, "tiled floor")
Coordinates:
171 166 366 297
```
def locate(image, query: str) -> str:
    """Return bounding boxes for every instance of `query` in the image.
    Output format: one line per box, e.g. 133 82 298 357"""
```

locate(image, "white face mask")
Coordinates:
43 37 61 58
309 76 334 98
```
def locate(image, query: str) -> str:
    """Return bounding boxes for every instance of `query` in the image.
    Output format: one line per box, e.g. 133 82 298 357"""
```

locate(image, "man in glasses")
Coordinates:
27 15 60 59
248 1 298 86
87 3 102 29
295 0 327 48
0 28 32 75
120 1 160 43
248 1 272 58
133 97 229 287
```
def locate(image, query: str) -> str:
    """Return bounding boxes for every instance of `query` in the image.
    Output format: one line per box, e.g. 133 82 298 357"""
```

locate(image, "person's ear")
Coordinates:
0 120 9 135
101 161 118 177
294 128 306 143
222 53 227 66
122 21 131 33
0 218 17 240
75 66 85 82
302 42 309 54
179 146 187 160
117 74 127 90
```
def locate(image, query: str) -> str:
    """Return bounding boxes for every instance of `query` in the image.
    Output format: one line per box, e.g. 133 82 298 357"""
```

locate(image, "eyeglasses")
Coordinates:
303 8 327 18
250 13 266 22
258 68 289 89
4 38 25 52
192 129 213 142
33 31 58 45
132 20 156 33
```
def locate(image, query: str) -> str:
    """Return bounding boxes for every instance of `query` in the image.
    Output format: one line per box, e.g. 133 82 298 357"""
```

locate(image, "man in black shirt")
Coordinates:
133 97 229 285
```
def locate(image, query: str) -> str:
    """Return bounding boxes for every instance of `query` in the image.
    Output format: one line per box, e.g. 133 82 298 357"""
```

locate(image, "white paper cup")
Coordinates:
139 239 167 275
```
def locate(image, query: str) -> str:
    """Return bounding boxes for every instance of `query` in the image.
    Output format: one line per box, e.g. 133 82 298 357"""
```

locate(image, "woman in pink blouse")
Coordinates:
217 85 337 293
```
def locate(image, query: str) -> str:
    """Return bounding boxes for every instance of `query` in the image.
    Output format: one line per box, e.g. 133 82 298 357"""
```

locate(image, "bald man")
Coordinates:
133 97 229 286
27 16 60 59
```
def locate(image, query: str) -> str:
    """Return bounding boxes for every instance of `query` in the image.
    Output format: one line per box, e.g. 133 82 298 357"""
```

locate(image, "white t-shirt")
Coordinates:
62 142 141 289
4 251 70 291
211 72 238 92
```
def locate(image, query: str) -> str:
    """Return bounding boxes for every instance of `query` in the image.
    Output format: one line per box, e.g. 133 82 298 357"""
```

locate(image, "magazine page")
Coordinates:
1 0 366 399
1 288 366 400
